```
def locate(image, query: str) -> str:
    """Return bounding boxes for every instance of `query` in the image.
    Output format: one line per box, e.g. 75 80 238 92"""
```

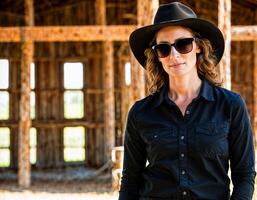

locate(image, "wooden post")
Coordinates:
95 0 115 163
131 0 159 102
95 0 106 25
111 146 124 191
103 41 115 162
253 11 257 146
232 26 257 41
18 0 34 187
218 0 231 90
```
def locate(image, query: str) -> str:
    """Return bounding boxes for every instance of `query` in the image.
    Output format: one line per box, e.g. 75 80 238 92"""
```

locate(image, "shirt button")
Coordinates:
182 191 187 195
181 153 185 158
186 110 190 115
181 170 186 175
180 135 185 140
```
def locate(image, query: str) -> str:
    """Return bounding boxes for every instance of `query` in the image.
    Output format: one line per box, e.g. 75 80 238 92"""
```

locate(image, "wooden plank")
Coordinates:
95 0 106 25
103 41 115 163
95 0 115 163
218 0 231 90
0 25 256 42
0 26 136 42
0 120 122 130
253 11 257 146
18 0 33 188
231 26 257 41
137 0 159 26
130 0 159 102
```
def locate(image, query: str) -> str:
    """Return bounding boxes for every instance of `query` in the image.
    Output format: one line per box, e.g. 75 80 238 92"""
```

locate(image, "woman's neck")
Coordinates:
168 74 202 102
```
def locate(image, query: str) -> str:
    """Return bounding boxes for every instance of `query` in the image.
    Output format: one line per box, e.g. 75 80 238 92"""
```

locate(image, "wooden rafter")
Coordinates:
231 26 257 41
0 25 256 42
0 26 136 42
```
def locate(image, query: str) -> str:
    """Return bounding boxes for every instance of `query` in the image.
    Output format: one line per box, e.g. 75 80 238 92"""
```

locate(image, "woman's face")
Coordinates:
155 26 200 78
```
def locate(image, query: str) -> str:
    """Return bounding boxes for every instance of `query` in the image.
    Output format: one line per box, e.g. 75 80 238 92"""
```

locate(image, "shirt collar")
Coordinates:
199 78 215 102
153 78 215 108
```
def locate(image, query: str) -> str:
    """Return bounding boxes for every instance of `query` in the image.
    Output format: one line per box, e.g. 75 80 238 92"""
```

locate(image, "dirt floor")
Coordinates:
0 180 118 200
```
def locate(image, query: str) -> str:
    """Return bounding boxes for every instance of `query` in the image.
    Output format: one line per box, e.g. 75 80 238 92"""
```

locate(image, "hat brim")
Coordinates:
129 18 225 68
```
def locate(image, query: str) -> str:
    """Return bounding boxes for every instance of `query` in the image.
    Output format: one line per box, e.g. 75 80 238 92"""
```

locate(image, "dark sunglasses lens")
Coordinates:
175 38 194 54
155 44 171 58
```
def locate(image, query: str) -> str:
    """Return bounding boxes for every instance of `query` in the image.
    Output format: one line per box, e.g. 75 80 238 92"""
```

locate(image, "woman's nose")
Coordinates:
168 46 180 58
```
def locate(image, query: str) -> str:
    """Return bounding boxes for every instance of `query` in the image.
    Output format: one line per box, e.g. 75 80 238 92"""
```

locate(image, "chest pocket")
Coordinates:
142 128 178 159
195 122 229 158
143 128 176 144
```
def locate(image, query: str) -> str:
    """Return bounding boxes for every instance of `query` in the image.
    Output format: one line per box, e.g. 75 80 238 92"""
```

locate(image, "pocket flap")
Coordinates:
196 122 229 135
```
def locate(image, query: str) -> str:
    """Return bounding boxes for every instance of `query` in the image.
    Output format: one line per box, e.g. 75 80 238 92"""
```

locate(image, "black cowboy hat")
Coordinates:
129 2 225 68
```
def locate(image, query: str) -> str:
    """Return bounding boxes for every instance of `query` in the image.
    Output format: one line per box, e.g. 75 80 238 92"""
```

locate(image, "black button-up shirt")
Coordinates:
119 79 256 200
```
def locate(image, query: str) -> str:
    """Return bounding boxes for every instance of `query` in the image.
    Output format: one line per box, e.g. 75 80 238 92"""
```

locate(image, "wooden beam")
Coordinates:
95 0 106 25
95 0 115 163
0 25 256 42
253 11 257 146
0 26 136 42
131 0 159 102
18 0 33 188
0 120 122 129
218 0 231 90
137 0 159 26
231 26 257 41
253 40 257 146
103 41 115 163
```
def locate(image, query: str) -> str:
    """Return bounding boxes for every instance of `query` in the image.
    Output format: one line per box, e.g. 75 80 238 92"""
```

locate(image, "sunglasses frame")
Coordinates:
152 37 196 58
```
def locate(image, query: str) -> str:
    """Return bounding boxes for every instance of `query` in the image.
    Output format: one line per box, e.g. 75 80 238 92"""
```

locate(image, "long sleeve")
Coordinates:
118 104 147 200
229 95 256 200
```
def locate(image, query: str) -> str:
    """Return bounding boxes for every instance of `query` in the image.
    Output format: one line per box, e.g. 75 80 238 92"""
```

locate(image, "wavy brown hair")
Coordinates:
144 31 223 95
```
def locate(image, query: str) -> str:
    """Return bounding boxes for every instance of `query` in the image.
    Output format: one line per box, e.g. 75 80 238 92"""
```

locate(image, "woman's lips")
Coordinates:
170 62 185 68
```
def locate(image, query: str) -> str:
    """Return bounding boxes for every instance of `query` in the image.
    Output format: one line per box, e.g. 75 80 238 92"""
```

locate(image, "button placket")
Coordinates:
179 126 188 187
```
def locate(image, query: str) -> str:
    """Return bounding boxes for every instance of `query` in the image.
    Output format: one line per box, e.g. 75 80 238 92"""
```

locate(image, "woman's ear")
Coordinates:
195 44 201 54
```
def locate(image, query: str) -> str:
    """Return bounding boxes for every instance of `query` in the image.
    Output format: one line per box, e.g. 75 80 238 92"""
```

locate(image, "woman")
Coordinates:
119 2 255 200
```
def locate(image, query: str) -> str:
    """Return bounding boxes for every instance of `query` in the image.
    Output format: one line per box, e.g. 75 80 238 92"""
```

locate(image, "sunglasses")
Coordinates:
152 37 195 58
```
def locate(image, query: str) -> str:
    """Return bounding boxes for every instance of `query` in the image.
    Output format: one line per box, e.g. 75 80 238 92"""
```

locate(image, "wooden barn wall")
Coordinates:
0 1 136 169
34 0 136 26
230 3 255 122
0 40 128 168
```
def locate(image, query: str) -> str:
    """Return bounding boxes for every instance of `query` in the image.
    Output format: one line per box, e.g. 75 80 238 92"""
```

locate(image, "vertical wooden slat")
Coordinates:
253 10 257 145
218 0 231 89
18 0 34 187
131 0 159 102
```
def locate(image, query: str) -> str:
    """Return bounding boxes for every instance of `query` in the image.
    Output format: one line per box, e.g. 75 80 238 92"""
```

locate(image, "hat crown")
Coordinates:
154 2 197 24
